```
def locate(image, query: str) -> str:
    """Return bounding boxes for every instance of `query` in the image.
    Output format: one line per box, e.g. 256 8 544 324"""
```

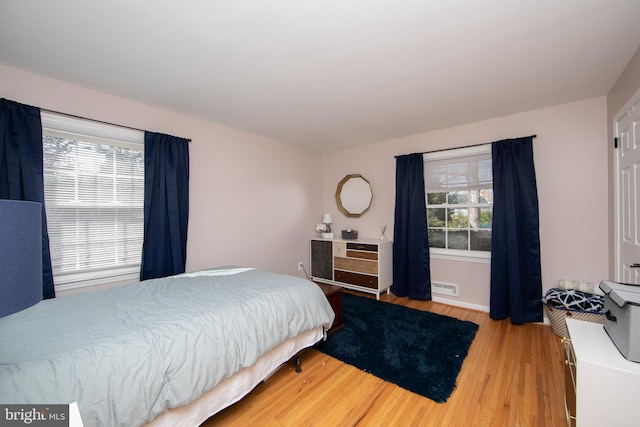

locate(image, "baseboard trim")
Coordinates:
431 296 489 313
424 296 552 324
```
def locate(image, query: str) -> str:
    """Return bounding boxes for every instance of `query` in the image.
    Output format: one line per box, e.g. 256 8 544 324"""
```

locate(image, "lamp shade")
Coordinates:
322 213 333 224
0 199 43 317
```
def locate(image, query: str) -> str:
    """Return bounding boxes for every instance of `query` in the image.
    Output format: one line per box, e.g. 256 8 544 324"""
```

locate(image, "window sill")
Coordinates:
429 249 490 264
54 267 140 292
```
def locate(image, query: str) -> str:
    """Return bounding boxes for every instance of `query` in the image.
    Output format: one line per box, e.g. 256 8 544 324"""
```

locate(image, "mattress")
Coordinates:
0 267 335 426
147 326 324 426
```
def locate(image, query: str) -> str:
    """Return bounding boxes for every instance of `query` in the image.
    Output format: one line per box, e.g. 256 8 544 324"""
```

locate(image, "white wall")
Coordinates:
323 97 610 310
0 64 613 309
0 64 324 293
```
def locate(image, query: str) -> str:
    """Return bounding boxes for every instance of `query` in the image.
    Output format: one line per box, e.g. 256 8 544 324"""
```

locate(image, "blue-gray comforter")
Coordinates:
0 267 334 426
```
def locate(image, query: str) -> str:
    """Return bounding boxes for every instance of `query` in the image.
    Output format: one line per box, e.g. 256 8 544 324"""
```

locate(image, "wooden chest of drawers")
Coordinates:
310 238 392 300
315 282 343 334
563 318 640 426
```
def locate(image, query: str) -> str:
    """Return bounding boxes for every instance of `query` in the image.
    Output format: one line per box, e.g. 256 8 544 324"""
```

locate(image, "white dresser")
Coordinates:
564 318 640 426
310 238 392 300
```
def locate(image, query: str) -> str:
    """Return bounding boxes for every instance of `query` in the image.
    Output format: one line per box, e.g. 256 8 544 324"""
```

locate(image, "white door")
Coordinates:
615 90 640 283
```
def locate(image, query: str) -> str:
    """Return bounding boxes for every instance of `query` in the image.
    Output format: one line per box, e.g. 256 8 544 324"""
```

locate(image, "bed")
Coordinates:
0 266 335 426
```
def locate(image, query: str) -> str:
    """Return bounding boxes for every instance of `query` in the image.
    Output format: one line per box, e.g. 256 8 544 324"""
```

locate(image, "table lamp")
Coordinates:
322 213 333 239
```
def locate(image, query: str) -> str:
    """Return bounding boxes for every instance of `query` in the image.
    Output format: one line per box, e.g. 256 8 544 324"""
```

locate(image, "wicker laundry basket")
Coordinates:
545 298 604 337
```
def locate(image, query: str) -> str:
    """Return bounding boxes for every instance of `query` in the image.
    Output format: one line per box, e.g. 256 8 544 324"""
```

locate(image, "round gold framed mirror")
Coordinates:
336 174 373 217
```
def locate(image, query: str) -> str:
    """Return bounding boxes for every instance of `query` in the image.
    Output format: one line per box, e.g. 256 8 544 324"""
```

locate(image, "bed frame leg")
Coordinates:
295 355 302 373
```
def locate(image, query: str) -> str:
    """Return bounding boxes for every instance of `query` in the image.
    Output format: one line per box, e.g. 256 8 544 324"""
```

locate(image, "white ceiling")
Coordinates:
1 1 639 152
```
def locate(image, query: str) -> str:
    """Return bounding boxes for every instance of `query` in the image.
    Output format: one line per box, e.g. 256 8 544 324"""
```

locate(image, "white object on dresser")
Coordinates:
310 237 392 300
563 318 640 427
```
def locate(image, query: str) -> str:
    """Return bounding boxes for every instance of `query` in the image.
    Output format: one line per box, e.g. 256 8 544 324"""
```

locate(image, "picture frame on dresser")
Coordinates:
310 237 392 300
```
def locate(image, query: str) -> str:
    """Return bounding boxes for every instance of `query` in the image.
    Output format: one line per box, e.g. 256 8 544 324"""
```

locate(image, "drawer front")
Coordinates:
333 240 347 258
346 249 378 261
334 270 378 289
334 256 378 275
564 337 576 391
564 348 577 427
563 333 577 427
346 242 378 252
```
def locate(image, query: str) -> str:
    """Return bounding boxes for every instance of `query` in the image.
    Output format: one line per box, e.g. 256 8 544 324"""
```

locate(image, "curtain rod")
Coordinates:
40 107 191 142
395 134 537 158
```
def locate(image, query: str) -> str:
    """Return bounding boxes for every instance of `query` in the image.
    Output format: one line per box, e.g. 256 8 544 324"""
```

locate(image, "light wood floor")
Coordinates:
203 291 566 426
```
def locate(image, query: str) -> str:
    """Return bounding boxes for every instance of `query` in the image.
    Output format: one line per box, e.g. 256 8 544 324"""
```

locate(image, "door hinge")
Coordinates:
615 137 619 149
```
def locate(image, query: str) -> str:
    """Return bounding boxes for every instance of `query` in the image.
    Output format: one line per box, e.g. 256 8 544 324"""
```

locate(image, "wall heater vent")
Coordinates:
432 281 459 297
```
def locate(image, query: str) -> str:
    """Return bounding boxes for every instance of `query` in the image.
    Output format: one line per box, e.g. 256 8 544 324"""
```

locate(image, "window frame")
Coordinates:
41 112 145 291
424 145 492 264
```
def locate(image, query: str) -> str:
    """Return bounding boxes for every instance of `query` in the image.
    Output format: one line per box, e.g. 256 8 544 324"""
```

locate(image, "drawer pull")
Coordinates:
605 310 617 323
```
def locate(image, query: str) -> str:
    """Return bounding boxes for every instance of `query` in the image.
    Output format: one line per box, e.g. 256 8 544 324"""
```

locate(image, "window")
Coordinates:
425 145 492 260
41 113 144 290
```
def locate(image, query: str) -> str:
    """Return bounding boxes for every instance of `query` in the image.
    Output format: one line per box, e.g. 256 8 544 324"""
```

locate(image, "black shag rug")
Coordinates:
316 293 479 403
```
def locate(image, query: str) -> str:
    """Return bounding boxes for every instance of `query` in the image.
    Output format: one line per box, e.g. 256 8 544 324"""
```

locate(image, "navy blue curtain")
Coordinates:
0 98 55 299
140 132 190 281
490 136 542 323
392 153 431 300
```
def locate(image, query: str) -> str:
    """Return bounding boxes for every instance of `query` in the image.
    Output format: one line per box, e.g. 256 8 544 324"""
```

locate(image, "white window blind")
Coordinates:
41 113 144 290
425 152 492 192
